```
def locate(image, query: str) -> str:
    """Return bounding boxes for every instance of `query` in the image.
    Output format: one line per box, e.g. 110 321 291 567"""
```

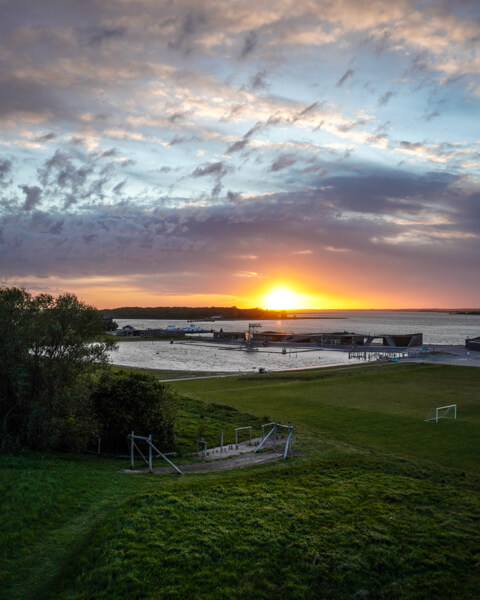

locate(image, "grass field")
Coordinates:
111 364 223 380
1 362 479 599
172 362 480 471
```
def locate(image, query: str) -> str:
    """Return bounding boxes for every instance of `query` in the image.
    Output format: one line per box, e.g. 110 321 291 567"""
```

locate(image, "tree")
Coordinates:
0 287 116 451
90 370 176 453
102 316 118 331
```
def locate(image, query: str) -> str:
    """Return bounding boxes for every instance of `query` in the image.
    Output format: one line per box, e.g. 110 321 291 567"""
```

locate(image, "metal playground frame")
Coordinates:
254 422 294 459
128 431 183 474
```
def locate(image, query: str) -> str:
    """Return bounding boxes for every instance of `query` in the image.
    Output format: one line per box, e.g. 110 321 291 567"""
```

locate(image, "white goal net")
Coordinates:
424 404 457 423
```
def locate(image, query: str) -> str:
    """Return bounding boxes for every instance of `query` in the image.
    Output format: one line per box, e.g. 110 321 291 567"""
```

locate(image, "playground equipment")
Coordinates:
128 431 182 474
255 422 294 459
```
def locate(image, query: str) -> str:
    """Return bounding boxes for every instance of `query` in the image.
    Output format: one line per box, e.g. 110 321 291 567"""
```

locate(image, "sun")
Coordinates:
262 286 304 310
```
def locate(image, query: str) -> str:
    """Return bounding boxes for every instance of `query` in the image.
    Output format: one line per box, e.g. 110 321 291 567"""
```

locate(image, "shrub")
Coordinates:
91 370 177 453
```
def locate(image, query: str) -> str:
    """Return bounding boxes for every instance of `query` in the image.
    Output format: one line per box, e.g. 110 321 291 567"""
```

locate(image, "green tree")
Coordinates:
91 370 176 453
102 316 118 331
0 287 115 451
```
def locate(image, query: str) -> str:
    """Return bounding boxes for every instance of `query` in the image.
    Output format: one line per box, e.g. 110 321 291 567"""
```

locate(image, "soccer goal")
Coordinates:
424 404 457 423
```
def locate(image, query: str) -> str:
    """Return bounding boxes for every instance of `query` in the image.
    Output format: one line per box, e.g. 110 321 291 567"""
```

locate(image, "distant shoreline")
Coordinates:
101 307 480 319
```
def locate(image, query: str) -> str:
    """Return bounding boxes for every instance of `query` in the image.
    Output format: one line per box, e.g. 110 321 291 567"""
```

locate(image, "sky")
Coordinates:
1 0 480 309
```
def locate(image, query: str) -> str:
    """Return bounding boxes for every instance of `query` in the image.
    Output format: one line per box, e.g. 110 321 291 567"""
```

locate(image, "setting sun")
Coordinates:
261 286 307 310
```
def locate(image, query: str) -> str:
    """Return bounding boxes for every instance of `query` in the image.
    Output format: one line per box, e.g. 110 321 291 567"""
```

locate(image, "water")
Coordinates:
107 311 480 373
109 341 360 373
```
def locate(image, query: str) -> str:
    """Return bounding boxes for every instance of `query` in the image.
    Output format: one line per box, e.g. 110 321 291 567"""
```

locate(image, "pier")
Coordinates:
213 329 423 348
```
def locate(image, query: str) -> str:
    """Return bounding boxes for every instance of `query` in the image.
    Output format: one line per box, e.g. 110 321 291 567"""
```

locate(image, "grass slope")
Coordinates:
175 396 268 454
1 363 479 599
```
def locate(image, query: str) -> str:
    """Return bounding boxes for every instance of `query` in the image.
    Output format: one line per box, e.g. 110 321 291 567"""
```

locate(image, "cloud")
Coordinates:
168 11 207 53
0 158 13 185
31 148 129 209
337 118 367 132
19 185 42 211
325 246 350 252
38 149 93 190
192 161 231 179
378 90 394 106
269 153 298 172
0 161 479 304
100 148 118 158
249 69 269 91
226 138 250 154
86 27 126 47
82 233 97 244
336 68 355 87
0 0 479 304
167 111 189 124
169 135 202 146
119 159 136 168
424 109 440 121
318 168 459 216
0 74 58 121
34 132 57 143
240 31 258 58
226 121 265 154
48 220 64 235
297 102 320 119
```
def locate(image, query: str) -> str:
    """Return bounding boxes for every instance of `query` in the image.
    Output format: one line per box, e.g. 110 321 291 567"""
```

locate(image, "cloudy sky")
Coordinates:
1 0 480 309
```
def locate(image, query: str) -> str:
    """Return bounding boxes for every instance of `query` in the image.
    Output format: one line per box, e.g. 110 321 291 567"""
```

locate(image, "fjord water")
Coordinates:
108 311 480 373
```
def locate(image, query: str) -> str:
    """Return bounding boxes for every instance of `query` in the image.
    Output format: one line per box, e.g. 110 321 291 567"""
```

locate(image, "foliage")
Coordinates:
91 370 177 452
102 317 118 331
0 287 115 451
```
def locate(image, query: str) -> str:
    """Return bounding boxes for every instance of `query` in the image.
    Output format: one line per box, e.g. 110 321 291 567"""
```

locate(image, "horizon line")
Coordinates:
98 306 480 312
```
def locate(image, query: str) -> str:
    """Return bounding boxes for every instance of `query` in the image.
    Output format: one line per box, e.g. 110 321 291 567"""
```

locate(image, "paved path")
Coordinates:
121 449 302 475
121 431 297 475
193 433 294 460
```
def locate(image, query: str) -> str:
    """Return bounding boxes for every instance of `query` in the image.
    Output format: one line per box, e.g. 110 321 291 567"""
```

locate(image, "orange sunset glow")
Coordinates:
2 1 480 311
256 285 376 311
9 274 440 310
261 286 311 310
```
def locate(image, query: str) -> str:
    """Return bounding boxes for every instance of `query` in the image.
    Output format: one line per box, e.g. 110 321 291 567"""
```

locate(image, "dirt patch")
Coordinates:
120 449 302 475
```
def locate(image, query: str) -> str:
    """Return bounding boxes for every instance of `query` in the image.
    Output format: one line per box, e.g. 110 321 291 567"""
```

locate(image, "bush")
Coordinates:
91 370 177 453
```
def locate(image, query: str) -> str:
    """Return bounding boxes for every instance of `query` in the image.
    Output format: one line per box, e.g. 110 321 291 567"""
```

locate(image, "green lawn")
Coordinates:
1 362 479 599
111 364 221 380
172 363 480 472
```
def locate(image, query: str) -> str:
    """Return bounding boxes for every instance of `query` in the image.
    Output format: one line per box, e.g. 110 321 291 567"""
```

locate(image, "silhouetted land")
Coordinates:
100 306 288 320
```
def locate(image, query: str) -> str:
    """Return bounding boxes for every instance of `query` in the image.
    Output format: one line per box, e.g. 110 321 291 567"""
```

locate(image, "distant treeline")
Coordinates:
99 306 287 320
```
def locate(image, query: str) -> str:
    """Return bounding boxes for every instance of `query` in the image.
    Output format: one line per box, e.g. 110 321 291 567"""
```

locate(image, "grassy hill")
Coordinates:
1 363 479 599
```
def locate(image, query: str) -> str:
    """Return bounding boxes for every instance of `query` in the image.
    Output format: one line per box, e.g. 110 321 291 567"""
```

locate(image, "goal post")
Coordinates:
424 404 457 423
